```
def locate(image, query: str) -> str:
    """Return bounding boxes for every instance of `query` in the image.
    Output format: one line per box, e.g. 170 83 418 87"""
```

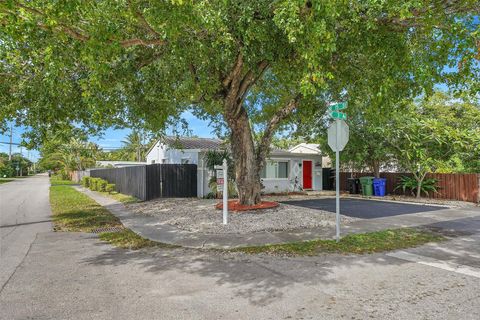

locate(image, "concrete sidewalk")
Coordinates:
76 186 480 249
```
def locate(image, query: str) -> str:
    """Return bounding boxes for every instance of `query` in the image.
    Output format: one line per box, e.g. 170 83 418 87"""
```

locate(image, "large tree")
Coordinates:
1 1 479 204
387 92 480 197
121 130 148 162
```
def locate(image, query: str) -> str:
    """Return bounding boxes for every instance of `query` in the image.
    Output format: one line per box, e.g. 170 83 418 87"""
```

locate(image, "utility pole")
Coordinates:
8 123 13 161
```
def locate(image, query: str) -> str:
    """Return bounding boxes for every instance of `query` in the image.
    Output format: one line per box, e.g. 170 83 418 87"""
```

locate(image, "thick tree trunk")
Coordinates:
371 160 380 178
219 53 294 205
226 105 263 205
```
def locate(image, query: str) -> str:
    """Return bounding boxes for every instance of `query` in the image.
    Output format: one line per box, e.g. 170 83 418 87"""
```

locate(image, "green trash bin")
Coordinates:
359 176 374 196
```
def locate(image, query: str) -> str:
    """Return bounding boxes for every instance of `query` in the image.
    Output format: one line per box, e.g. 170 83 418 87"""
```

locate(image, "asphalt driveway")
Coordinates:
281 198 445 219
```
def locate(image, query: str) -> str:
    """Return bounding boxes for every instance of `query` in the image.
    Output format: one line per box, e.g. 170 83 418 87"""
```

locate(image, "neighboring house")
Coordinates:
146 137 226 198
145 136 327 197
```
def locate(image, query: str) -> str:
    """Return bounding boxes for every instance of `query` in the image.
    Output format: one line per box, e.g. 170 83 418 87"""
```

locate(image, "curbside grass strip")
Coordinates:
49 181 173 250
227 228 446 256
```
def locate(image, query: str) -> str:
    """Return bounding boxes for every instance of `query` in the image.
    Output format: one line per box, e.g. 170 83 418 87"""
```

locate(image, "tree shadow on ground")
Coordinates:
82 243 409 306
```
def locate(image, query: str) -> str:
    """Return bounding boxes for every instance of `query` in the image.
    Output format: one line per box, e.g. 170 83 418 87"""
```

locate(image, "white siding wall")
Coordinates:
146 142 199 165
145 143 324 197
261 155 323 193
146 141 167 164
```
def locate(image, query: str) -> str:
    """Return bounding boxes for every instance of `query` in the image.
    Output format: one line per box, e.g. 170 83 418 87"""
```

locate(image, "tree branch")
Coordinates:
256 95 301 166
222 52 244 89
136 51 164 69
127 0 162 38
189 63 200 84
6 3 167 48
238 60 269 102
375 1 480 30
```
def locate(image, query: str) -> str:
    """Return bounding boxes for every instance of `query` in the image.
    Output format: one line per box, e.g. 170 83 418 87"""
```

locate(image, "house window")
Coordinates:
260 161 289 179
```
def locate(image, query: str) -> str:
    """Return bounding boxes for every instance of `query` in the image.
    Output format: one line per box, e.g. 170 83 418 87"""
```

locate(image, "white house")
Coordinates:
145 136 327 197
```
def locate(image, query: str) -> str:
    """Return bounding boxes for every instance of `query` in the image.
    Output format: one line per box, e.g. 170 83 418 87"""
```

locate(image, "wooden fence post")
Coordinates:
477 174 480 204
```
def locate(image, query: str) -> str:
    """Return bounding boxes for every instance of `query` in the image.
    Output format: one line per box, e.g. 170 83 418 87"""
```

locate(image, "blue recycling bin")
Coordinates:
373 178 387 197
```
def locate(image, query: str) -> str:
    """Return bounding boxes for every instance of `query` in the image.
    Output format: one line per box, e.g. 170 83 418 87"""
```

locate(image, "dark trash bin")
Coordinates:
373 178 387 197
347 178 360 194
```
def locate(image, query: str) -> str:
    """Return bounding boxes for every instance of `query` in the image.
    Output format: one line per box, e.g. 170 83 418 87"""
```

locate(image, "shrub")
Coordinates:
395 176 439 197
98 179 108 192
89 178 99 191
106 183 116 193
59 169 70 181
81 176 91 188
205 192 215 199
0 163 14 178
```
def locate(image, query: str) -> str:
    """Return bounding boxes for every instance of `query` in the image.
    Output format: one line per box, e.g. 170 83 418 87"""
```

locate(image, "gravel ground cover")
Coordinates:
126 197 359 234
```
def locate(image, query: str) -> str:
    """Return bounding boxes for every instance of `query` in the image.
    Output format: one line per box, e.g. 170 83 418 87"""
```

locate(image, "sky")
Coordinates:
0 111 215 162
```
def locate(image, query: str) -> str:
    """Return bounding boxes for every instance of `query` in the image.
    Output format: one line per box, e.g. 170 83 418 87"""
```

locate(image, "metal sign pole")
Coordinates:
328 102 348 243
222 159 228 225
335 119 340 242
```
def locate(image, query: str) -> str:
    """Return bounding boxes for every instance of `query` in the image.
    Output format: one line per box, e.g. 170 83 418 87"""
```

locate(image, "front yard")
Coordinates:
125 197 359 234
49 177 449 255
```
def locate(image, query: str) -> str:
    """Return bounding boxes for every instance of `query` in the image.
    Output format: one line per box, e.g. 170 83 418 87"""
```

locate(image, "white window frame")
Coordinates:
261 160 289 180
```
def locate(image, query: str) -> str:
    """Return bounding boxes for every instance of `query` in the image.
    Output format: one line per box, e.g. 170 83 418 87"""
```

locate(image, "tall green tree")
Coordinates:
121 130 148 162
1 1 479 204
39 138 100 173
0 152 32 176
388 93 480 197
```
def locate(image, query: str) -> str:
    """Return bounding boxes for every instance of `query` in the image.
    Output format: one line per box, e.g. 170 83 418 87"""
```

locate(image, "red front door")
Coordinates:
302 160 312 189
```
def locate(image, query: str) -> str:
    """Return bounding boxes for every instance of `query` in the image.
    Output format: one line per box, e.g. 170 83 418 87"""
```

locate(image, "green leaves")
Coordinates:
1 0 479 151
395 175 439 197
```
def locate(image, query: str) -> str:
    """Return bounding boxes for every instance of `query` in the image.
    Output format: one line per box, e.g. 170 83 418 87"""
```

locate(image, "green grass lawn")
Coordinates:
230 228 445 256
50 184 164 249
0 178 14 184
50 175 77 185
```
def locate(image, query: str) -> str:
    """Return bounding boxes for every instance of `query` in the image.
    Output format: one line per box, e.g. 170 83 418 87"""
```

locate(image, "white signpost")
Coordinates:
214 159 228 224
327 103 349 242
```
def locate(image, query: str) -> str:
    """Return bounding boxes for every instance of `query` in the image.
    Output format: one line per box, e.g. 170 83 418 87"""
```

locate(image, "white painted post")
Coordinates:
335 119 340 242
222 159 228 225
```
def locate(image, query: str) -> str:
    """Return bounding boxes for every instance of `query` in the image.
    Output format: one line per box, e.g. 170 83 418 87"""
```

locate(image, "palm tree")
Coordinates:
122 131 147 162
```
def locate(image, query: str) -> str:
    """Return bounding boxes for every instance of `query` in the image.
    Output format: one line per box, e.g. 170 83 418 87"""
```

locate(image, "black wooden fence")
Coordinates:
90 164 197 201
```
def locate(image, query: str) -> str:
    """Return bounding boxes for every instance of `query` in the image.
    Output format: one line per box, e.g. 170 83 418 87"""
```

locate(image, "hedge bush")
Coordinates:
98 179 108 192
81 176 91 188
106 183 116 193
87 177 112 193
89 178 100 191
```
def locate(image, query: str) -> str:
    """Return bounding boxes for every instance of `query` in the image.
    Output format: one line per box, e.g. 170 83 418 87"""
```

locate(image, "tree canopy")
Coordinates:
1 0 479 204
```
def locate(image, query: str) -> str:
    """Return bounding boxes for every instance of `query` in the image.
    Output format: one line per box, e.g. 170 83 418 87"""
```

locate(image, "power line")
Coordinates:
0 141 21 145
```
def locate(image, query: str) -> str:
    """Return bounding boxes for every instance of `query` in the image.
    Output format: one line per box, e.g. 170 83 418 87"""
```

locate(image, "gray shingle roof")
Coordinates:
163 136 225 150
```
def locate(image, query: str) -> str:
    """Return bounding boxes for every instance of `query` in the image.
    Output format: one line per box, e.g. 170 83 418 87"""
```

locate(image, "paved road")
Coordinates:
0 177 479 319
0 174 52 293
282 198 445 218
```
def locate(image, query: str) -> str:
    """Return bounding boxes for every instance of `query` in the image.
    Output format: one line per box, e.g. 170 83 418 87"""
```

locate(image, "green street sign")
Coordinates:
329 102 347 111
331 111 347 120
